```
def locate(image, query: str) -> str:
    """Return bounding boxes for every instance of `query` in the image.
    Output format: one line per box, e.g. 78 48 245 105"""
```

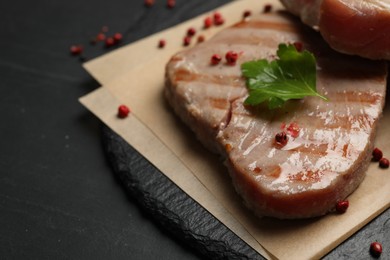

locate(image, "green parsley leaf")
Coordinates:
241 43 327 109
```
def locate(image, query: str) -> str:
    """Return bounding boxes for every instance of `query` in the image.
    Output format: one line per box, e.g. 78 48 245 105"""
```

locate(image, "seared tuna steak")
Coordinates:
164 12 387 218
280 0 390 60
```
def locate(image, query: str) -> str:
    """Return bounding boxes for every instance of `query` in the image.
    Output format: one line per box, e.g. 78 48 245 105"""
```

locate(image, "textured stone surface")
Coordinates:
102 125 264 260
102 125 390 259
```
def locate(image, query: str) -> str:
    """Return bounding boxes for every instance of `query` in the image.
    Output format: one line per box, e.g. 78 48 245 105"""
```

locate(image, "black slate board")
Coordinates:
102 125 390 259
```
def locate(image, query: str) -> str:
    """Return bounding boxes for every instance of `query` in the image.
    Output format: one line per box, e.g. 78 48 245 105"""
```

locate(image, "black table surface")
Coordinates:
1 0 388 259
1 0 233 259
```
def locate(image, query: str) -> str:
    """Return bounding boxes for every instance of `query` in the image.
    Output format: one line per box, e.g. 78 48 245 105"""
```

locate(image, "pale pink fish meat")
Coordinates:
280 0 390 60
164 12 388 218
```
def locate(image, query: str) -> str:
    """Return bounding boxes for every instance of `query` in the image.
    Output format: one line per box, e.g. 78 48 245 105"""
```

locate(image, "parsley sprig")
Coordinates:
241 44 327 109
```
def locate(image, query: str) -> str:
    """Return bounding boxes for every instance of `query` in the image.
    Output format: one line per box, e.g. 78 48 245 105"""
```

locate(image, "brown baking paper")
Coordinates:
80 0 390 259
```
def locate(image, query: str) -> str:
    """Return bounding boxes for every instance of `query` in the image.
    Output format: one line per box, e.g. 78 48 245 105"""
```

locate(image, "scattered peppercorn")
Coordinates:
213 12 225 26
70 45 83 56
183 36 191 46
211 54 222 65
97 33 106 41
91 31 106 45
225 51 239 65
144 0 155 7
225 143 232 152
105 37 115 48
370 242 382 258
213 12 222 20
167 0 175 9
287 122 300 138
275 131 288 147
204 16 213 29
293 41 303 52
263 4 272 13
197 35 205 43
253 167 262 174
372 147 383 161
187 27 196 37
379 158 389 169
117 105 130 118
243 10 251 18
158 39 166 48
214 16 225 26
335 200 349 213
113 33 123 43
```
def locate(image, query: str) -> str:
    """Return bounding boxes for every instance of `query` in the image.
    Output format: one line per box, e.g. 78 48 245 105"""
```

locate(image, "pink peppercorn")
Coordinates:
213 12 222 20
214 16 225 26
204 17 213 29
372 147 383 161
158 39 166 48
117 105 130 118
96 33 106 41
70 45 83 56
105 37 115 48
336 200 349 213
225 51 239 65
197 35 205 43
183 36 191 46
91 31 107 45
213 12 225 26
287 122 300 138
167 0 175 9
379 158 389 169
187 27 196 37
144 0 155 7
275 132 288 147
243 10 251 18
263 4 272 13
211 54 222 65
113 33 123 43
370 242 382 258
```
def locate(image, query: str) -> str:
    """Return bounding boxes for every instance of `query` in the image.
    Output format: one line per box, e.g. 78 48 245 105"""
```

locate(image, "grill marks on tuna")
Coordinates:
164 12 387 218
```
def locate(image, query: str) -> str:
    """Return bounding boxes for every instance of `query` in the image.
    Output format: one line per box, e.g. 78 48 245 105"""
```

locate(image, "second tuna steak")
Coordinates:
280 0 390 60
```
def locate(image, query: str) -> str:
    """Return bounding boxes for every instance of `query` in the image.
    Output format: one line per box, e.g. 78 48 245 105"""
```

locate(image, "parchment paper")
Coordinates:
80 0 390 259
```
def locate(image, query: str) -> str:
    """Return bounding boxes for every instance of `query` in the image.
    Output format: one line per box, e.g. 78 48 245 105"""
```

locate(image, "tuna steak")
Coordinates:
164 12 387 218
280 0 390 60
